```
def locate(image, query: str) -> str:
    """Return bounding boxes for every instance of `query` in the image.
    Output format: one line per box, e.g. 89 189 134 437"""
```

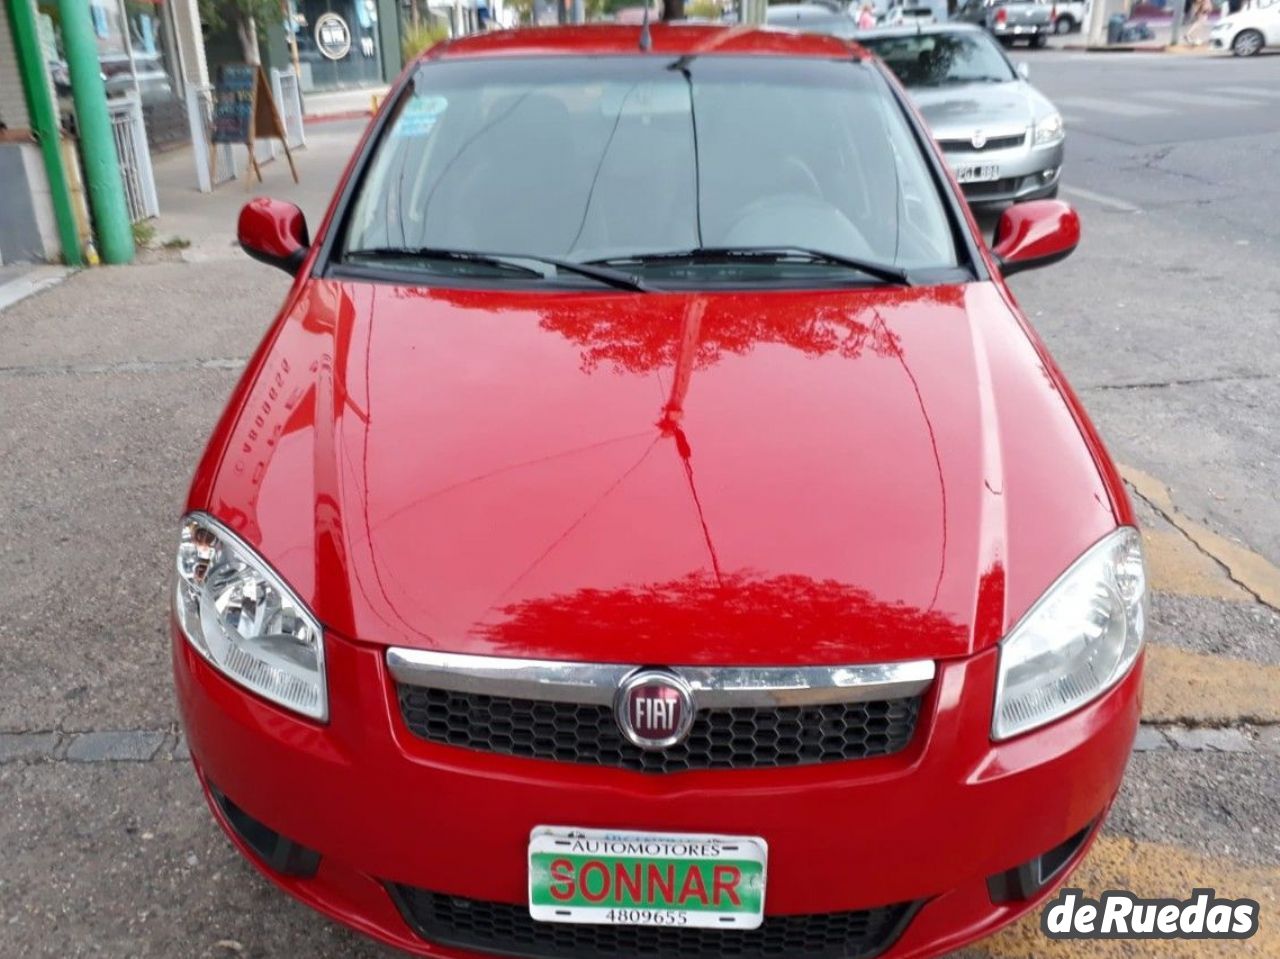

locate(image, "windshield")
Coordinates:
860 32 1017 87
341 56 959 286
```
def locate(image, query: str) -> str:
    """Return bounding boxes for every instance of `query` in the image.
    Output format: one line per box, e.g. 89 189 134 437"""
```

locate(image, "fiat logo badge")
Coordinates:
615 670 695 750
971 130 988 150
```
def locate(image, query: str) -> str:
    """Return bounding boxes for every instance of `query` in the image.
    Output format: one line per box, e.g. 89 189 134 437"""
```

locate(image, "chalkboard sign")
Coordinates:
211 63 256 145
209 63 298 188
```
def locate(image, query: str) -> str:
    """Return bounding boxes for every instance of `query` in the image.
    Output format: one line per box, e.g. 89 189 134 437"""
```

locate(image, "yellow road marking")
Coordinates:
1143 646 1280 725
1122 465 1280 609
1140 528 1249 602
973 835 1279 957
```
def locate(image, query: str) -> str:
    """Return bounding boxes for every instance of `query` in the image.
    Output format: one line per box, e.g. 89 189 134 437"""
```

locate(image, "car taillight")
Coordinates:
996 7 1008 23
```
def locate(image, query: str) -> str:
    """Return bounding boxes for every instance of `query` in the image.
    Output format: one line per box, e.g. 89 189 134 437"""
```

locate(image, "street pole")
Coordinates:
57 0 135 264
116 0 142 100
742 0 767 25
280 0 301 76
1085 0 1108 46
1170 0 1185 46
6 0 84 266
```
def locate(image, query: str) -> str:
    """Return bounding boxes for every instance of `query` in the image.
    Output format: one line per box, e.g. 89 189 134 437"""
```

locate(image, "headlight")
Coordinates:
1033 113 1064 147
175 513 327 720
993 527 1146 740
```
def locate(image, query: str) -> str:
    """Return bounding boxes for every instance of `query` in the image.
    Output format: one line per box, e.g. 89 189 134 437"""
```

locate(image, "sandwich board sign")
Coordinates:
210 63 299 189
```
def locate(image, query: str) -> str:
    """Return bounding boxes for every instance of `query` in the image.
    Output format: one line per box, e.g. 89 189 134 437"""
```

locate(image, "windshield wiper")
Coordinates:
345 247 652 292
588 246 911 285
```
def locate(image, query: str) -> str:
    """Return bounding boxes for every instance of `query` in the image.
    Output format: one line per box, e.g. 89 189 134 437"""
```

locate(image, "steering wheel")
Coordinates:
779 155 824 198
723 193 874 258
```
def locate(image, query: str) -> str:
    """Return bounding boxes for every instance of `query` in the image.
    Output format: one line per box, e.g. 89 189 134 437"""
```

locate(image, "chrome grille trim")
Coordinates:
385 649 935 709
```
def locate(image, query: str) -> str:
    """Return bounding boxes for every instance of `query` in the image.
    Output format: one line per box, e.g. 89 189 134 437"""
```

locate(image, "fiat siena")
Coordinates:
173 24 1146 959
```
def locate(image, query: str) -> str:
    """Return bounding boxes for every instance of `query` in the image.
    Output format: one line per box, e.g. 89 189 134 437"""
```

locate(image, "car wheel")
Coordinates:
1032 33 1048 48
1054 15 1075 34
1232 29 1264 57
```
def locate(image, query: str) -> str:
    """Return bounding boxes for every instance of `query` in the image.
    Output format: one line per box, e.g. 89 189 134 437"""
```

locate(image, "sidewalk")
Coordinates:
1047 14 1225 53
146 117 370 263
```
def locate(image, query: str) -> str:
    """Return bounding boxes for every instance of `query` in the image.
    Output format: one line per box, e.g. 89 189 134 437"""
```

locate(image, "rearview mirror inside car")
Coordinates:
992 200 1080 277
238 198 310 275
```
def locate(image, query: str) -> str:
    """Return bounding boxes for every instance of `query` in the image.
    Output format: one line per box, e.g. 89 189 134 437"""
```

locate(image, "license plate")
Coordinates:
528 827 768 929
955 164 1000 183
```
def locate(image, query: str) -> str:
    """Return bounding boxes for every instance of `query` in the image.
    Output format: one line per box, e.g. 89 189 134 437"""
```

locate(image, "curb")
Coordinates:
0 266 72 314
1057 42 1220 55
303 109 374 125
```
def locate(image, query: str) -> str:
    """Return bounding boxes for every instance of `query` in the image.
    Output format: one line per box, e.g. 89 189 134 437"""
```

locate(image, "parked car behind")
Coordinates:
885 4 938 26
859 23 1064 204
1050 0 1087 34
955 0 1054 46
1211 1 1280 55
765 2 860 31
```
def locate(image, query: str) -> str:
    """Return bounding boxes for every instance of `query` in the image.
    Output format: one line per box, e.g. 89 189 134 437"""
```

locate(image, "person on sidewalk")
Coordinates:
858 2 877 29
1184 0 1212 45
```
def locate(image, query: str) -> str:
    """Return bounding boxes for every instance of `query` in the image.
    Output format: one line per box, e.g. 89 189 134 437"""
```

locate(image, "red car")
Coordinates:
173 24 1147 959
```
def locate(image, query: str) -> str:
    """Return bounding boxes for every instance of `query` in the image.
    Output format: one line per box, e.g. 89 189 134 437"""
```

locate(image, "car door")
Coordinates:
1266 7 1280 45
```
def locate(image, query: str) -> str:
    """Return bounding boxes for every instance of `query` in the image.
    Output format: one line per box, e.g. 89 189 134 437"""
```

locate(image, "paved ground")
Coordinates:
1 51 1278 959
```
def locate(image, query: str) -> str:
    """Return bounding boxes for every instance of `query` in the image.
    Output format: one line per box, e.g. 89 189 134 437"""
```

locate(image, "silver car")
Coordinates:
858 23 1064 205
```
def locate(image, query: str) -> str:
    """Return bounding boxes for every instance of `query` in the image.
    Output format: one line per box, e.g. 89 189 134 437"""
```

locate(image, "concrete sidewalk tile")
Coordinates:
1132 726 1172 751
64 730 166 762
1164 726 1253 753
1256 726 1280 755
0 732 61 763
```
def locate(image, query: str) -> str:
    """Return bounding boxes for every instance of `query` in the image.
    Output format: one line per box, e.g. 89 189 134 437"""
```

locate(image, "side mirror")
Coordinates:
238 198 310 275
1017 61 1030 80
992 200 1080 276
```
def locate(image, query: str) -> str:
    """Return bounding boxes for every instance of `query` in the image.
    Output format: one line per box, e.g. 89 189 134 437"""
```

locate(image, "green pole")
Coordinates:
57 0 134 264
6 0 83 266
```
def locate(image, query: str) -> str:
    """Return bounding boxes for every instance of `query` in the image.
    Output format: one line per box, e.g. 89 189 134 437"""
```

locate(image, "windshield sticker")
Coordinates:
394 95 448 139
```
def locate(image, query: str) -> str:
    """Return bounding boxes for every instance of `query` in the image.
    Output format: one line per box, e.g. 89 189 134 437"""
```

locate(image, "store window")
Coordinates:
121 1 183 109
39 0 188 148
289 0 384 91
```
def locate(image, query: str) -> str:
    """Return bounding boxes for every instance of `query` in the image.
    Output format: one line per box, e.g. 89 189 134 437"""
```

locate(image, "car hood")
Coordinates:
912 82 1045 140
194 279 1117 665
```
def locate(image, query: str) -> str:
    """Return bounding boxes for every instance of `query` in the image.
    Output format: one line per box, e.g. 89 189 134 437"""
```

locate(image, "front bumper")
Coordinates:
992 22 1052 38
948 139 1065 205
174 622 1142 959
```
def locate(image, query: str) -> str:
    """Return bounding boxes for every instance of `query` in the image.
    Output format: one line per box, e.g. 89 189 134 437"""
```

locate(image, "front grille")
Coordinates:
397 686 921 773
939 132 1026 153
389 887 919 959
961 176 1022 198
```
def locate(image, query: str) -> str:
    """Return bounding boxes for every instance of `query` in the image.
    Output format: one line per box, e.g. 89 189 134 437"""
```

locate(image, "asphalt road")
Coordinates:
1 50 1278 959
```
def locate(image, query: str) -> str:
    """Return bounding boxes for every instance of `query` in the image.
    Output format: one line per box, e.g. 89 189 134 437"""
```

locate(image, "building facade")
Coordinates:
1 0 67 264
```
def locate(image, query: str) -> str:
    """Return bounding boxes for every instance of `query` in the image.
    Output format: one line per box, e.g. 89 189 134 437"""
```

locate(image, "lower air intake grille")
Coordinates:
388 887 919 959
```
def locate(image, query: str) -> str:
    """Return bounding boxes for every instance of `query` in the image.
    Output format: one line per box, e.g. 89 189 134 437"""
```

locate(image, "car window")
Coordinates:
860 31 1017 86
341 56 960 285
766 12 860 36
